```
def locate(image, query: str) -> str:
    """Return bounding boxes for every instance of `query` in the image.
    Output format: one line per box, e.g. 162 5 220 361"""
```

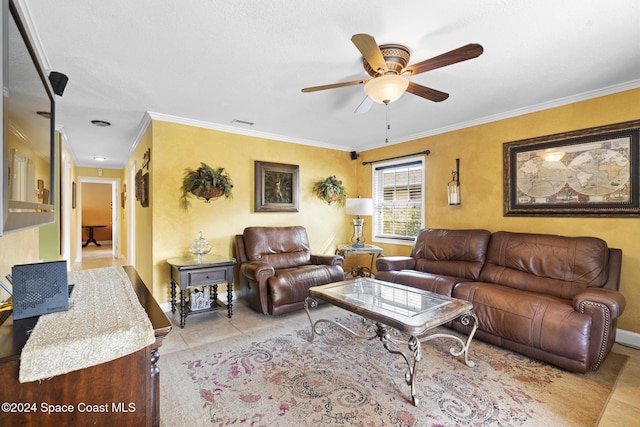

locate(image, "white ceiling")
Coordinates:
19 0 640 168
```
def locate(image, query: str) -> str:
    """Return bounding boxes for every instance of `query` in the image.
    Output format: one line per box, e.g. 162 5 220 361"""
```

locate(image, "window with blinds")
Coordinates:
372 157 424 243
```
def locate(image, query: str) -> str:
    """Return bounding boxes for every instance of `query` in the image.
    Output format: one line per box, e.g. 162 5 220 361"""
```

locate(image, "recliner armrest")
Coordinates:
311 254 344 267
573 288 626 319
240 262 275 282
376 256 416 272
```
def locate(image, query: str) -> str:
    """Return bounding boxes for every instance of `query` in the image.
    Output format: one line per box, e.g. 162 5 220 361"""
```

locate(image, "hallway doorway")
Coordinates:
76 177 121 264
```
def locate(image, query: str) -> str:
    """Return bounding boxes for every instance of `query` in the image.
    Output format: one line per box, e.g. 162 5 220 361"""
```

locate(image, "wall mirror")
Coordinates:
1 0 55 235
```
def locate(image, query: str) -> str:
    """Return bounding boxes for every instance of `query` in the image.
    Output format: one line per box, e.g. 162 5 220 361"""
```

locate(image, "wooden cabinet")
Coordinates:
0 266 171 427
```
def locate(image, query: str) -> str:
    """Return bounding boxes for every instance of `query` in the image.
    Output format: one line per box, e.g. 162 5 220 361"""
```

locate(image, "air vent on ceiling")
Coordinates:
231 119 254 127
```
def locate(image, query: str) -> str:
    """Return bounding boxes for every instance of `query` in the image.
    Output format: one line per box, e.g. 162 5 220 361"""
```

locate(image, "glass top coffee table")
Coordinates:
305 277 478 406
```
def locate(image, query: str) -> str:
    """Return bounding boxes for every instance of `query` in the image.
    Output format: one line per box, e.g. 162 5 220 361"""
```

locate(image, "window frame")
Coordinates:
371 156 425 246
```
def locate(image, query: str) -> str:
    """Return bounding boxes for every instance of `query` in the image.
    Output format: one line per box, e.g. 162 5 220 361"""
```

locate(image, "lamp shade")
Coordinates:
364 75 409 104
346 198 373 216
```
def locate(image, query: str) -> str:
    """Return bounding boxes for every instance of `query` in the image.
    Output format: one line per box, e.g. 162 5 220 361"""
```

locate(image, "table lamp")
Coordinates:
346 198 373 247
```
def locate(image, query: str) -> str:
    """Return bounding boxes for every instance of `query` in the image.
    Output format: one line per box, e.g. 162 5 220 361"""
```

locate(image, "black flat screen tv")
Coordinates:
1 0 55 235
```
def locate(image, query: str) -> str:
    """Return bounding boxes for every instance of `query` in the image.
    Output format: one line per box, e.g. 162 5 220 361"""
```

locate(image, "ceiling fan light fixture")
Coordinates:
364 74 409 104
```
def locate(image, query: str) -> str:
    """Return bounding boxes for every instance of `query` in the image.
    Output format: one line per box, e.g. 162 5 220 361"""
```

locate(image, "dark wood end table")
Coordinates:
167 254 236 328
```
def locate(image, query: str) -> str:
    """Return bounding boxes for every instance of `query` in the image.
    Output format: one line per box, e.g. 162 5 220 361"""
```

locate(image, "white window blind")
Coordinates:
372 157 424 243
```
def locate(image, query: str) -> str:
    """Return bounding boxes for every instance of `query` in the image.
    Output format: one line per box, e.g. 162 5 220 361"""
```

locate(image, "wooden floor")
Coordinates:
74 248 640 426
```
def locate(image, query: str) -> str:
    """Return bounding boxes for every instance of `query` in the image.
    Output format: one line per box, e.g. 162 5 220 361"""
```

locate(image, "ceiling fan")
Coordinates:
302 34 483 113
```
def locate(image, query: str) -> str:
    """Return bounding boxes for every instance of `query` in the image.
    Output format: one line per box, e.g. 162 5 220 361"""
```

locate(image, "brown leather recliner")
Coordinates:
235 226 345 315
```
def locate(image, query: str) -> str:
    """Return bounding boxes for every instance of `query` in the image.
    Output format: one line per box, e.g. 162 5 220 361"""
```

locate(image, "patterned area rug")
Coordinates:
160 312 626 426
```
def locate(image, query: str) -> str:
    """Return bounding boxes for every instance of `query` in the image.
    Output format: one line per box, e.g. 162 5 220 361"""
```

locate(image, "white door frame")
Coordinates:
61 159 71 264
126 161 136 266
76 176 121 261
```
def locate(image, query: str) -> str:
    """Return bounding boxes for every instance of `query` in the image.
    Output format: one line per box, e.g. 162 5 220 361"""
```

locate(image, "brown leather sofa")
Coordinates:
376 228 625 373
235 226 345 315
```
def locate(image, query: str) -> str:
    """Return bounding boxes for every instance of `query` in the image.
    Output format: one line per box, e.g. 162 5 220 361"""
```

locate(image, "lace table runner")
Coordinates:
19 266 156 383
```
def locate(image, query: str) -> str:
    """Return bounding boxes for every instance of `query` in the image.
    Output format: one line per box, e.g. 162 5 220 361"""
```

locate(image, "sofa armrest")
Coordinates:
573 287 626 370
376 256 416 272
311 254 344 267
573 288 626 319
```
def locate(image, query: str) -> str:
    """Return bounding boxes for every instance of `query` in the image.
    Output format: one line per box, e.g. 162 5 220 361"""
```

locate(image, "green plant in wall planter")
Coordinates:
180 162 233 211
312 175 347 206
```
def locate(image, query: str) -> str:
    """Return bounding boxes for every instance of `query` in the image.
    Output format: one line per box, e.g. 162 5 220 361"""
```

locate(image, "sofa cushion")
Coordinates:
243 226 311 269
411 228 491 280
268 265 345 308
375 270 459 296
453 282 591 362
479 231 610 299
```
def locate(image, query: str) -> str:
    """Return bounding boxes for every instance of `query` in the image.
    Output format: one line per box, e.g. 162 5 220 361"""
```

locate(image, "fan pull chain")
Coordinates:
385 102 390 143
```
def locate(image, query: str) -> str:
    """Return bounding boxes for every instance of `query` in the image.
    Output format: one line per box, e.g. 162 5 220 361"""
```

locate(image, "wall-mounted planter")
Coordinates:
180 162 233 211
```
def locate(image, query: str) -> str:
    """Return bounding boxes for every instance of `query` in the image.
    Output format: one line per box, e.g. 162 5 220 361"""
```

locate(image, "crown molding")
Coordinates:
12 0 52 73
135 82 640 156
378 79 640 149
145 112 349 152
126 112 153 166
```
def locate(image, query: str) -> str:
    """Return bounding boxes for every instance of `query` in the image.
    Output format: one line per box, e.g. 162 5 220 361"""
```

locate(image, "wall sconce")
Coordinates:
448 158 461 205
346 197 373 247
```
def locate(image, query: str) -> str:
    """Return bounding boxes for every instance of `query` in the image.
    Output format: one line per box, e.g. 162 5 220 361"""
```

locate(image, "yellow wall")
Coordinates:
124 127 153 287
148 121 355 304
358 88 640 332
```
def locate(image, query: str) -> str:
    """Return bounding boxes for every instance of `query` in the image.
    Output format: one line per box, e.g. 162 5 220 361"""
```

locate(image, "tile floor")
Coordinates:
75 247 640 426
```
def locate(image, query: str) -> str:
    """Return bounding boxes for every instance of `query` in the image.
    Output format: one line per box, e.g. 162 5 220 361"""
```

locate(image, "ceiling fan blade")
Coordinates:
301 79 368 93
351 34 388 73
405 43 483 75
354 96 374 114
406 82 449 102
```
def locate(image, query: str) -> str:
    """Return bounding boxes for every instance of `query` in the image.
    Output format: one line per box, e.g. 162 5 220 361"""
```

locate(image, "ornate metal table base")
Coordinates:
304 297 478 406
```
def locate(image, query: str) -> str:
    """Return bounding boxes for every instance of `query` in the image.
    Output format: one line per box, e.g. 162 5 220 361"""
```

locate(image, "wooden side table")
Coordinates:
167 254 236 328
82 225 106 247
335 244 384 277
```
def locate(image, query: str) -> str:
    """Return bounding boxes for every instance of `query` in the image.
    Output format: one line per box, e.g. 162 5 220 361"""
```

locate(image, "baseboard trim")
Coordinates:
616 328 640 349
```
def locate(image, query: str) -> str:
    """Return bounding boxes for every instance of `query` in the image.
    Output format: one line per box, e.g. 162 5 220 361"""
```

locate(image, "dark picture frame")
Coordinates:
141 173 149 208
254 161 299 212
135 169 142 201
71 181 76 209
504 119 640 217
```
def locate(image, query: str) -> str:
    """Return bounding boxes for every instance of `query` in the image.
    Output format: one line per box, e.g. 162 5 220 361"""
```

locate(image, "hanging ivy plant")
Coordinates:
180 162 233 211
312 175 347 206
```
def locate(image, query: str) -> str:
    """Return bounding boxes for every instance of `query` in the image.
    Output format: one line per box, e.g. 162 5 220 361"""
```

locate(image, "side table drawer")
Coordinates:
188 269 228 286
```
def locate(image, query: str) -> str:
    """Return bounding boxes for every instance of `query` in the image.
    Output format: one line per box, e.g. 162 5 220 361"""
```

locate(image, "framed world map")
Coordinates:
504 120 640 216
